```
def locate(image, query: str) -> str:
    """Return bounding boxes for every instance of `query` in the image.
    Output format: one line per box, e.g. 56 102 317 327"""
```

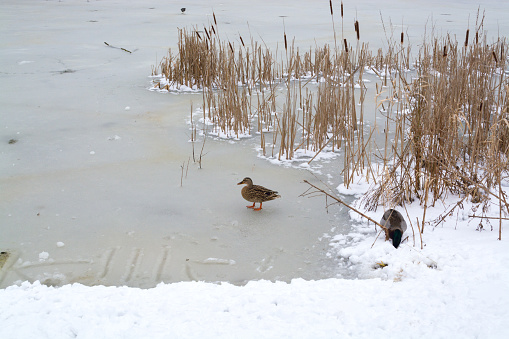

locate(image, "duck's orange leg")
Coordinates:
246 202 256 209
254 202 262 211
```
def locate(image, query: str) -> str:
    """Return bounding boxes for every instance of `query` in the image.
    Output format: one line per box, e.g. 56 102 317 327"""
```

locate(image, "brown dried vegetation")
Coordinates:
152 9 509 235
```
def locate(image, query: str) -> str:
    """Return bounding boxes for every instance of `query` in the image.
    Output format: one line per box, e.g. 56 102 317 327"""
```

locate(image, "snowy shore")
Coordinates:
2 193 508 338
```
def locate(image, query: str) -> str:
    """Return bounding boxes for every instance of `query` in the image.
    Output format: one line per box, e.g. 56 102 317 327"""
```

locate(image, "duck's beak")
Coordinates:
237 180 244 185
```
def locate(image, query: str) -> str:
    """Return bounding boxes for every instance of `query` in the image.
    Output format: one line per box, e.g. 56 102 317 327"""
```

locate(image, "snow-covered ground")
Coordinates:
2 189 508 338
1 0 509 338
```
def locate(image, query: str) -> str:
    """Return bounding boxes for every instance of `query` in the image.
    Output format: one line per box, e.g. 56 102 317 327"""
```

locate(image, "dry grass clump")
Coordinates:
152 21 282 92
364 23 509 222
153 25 219 90
202 80 252 139
152 18 283 138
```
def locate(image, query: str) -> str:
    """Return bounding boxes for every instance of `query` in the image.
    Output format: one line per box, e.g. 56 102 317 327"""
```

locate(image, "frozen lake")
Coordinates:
1 0 508 288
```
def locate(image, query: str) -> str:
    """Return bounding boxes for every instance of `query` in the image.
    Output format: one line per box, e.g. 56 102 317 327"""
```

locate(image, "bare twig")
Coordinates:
180 161 185 187
469 215 509 221
371 229 385 248
302 180 389 234
104 41 132 53
198 130 207 169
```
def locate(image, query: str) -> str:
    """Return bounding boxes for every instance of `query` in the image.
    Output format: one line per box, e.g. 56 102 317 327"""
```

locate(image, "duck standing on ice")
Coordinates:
380 209 407 248
237 177 281 211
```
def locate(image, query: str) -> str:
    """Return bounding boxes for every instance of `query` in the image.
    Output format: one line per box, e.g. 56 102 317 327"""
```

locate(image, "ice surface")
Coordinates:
0 0 349 288
1 0 508 289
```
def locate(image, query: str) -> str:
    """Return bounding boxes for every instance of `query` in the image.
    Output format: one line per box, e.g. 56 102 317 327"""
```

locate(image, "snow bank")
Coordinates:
2 217 508 339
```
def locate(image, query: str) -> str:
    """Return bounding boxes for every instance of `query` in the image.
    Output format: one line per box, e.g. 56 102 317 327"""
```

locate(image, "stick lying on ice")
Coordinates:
302 180 389 236
104 41 132 53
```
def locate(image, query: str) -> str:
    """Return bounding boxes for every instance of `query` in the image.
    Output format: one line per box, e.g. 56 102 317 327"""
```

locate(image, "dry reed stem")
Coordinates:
302 180 389 235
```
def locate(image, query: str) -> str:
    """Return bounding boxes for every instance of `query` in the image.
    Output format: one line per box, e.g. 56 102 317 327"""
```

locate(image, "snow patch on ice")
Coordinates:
201 258 236 265
149 75 200 93
187 108 252 141
38 252 49 262
256 145 339 174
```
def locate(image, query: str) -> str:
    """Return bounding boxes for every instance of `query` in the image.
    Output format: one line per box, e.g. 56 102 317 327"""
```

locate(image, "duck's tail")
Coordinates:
267 191 281 200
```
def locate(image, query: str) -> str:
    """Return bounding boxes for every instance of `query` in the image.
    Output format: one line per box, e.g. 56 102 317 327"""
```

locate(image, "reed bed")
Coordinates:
364 24 509 222
152 8 509 233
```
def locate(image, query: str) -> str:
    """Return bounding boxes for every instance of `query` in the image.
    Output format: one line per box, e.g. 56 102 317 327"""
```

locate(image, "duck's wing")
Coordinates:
380 210 392 227
253 185 280 199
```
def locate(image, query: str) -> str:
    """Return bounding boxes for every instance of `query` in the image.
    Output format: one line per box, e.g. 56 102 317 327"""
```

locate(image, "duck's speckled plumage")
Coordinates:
237 177 280 211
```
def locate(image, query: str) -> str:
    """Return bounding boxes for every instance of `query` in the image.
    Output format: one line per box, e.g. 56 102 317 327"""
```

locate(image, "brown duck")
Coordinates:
237 177 281 211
